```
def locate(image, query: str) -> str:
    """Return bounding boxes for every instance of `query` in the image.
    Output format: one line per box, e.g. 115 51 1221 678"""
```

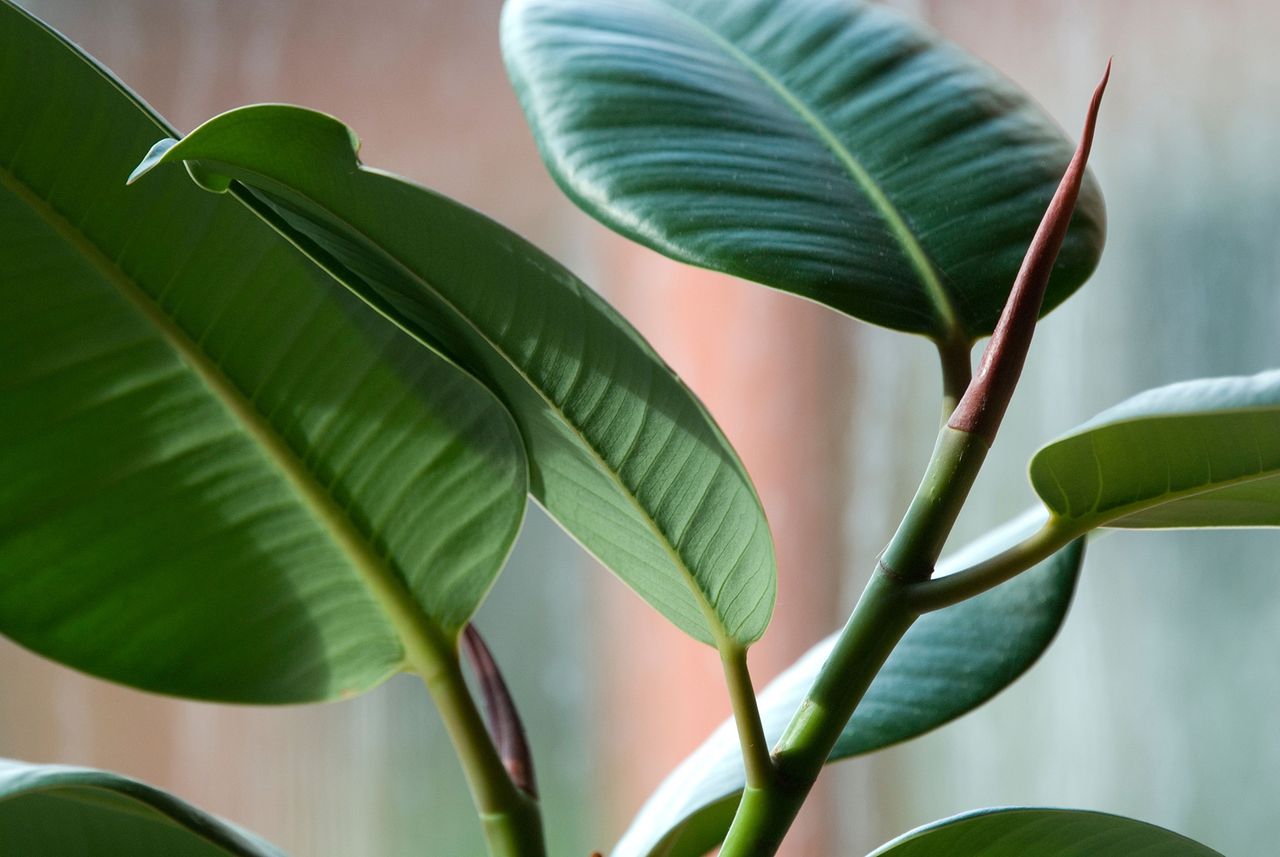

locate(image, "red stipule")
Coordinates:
460 624 538 799
949 60 1111 443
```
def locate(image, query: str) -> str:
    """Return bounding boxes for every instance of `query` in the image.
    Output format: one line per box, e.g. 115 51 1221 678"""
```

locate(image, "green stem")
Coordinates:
907 515 1082 612
721 644 774 790
718 572 916 857
477 806 547 857
720 425 990 856
879 427 990 582
720 67 1110 854
412 641 546 857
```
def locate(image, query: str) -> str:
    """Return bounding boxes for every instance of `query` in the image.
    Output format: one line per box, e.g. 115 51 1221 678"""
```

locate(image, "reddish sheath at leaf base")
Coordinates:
949 60 1111 444
461 625 538 798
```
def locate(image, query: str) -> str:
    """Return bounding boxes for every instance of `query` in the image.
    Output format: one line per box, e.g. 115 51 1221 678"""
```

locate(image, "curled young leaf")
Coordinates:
462 625 539 798
950 62 1109 443
1030 369 1280 530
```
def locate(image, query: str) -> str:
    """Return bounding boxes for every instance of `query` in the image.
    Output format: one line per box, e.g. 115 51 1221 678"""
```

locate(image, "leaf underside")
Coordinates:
0 0 527 703
1031 369 1280 531
132 104 777 648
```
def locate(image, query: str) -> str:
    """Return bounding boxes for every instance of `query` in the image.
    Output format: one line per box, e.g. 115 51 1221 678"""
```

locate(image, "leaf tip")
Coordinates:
126 137 179 185
127 136 234 193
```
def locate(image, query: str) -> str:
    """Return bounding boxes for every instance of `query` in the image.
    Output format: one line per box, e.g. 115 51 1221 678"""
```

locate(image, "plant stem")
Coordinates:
720 426 989 856
879 427 991 582
936 335 973 423
721 644 774 790
718 572 916 857
412 639 546 857
719 69 1110 854
907 515 1082 611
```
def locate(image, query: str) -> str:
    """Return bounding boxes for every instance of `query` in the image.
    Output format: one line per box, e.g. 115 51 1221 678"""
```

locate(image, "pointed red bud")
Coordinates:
460 624 538 798
949 60 1110 442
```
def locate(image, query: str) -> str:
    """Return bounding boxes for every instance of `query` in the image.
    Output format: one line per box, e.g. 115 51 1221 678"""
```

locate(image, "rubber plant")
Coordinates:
0 0 1263 854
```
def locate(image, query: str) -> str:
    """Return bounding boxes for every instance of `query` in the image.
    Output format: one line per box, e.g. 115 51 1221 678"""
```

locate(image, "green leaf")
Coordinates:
868 807 1221 856
0 0 527 703
1030 369 1280 531
615 513 1083 857
501 0 1106 342
130 105 777 648
0 758 286 856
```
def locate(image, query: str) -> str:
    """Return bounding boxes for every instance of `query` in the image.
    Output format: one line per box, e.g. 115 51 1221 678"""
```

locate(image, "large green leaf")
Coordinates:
501 0 1106 341
615 513 1084 857
868 808 1220 856
1030 369 1280 531
130 105 777 648
0 0 527 702
0 758 286 856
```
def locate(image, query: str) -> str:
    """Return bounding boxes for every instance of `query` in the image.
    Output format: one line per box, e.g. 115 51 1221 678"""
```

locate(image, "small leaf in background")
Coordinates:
1030 369 1280 531
867 807 1221 856
501 0 1106 342
0 0 527 703
132 104 777 649
0 759 287 857
614 512 1083 857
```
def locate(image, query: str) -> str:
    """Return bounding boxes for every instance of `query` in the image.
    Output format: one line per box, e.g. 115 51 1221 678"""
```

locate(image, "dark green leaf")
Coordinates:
1030 369 1280 531
0 0 526 702
616 514 1083 857
501 0 1106 341
868 807 1220 856
131 104 777 648
0 758 285 856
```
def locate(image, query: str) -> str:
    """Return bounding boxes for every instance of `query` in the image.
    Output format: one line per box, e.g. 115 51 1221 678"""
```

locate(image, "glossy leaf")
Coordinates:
0 0 527 703
131 105 777 647
616 513 1083 857
1030 369 1280 531
868 807 1221 856
0 758 285 856
501 0 1106 342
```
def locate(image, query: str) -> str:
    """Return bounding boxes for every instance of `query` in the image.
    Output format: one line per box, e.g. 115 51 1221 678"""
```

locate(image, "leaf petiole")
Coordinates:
936 334 975 424
905 514 1084 613
415 638 547 857
720 644 774 791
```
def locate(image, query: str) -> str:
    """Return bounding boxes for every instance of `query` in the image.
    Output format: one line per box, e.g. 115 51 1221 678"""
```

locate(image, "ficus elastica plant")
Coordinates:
0 1 1265 855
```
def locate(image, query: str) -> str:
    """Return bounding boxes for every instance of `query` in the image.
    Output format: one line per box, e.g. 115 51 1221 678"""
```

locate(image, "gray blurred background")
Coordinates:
3 1 1278 855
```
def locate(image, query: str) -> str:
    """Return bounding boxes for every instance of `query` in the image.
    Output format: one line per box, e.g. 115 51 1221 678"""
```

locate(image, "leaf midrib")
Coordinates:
648 0 964 341
0 162 454 676
230 174 741 647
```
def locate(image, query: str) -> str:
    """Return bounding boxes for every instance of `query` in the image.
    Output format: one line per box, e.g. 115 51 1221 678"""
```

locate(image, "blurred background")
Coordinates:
3 1 1279 854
